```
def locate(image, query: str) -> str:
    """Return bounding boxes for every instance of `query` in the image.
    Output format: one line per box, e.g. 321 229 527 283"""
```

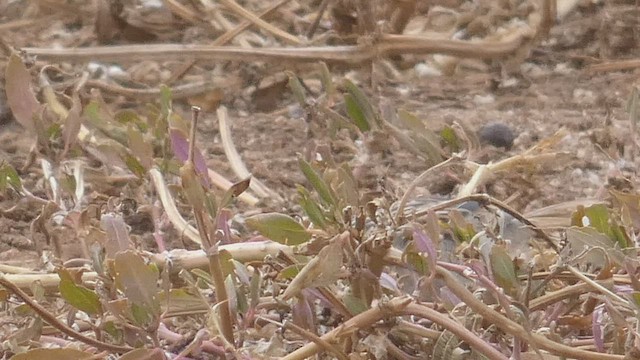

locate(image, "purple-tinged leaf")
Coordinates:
224 274 238 320
216 208 233 244
413 225 437 278
127 124 153 170
101 213 132 259
292 293 315 332
468 259 488 277
5 54 39 131
604 297 628 329
439 287 461 309
233 259 251 285
592 304 605 353
114 250 160 326
302 288 334 309
169 128 210 187
379 272 399 294
614 284 634 294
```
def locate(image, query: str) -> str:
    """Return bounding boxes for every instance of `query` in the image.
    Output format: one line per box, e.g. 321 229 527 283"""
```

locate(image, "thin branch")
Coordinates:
22 32 529 64
0 276 132 353
283 321 349 360
217 106 282 201
281 296 413 360
436 266 625 360
216 0 301 45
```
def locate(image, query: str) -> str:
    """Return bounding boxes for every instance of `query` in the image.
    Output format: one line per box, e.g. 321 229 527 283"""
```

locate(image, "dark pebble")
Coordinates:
478 122 516 149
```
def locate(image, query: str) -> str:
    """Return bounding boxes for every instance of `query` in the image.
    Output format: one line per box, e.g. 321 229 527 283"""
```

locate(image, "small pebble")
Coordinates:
478 122 516 150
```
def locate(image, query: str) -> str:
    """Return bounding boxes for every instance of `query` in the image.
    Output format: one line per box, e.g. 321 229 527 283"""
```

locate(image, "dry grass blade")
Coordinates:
21 33 531 63
149 167 201 245
217 106 282 201
163 0 206 24
212 0 291 46
215 0 301 45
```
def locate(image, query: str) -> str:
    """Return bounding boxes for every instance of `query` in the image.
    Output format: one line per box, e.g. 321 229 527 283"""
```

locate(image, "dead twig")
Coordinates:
216 0 301 45
283 320 349 360
0 275 133 353
22 32 530 64
217 106 282 201
436 266 625 360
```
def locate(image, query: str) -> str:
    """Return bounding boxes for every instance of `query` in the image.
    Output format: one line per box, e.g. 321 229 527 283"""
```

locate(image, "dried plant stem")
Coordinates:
0 276 132 353
150 167 258 246
213 0 291 46
206 168 260 206
566 265 628 305
401 303 508 360
416 194 558 251
529 281 592 311
82 79 222 100
183 107 235 344
22 32 530 64
306 0 329 39
436 266 625 360
281 296 413 360
149 167 200 245
394 156 461 224
2 242 292 292
283 321 349 360
217 106 282 201
217 0 301 45
587 59 640 73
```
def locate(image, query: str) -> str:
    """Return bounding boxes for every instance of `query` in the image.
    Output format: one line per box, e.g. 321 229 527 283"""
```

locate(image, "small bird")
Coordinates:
478 122 516 150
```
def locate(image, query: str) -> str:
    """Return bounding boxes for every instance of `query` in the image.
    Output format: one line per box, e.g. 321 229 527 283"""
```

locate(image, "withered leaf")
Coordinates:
5 54 39 131
282 239 344 300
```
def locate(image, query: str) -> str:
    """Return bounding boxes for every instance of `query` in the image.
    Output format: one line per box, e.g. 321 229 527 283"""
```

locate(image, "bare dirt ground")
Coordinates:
1 0 640 358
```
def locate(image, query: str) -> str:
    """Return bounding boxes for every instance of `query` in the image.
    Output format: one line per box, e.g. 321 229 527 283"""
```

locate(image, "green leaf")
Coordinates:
159 85 173 118
610 222 631 249
344 93 370 132
490 245 519 295
404 251 429 276
344 79 376 129
114 250 160 324
127 125 153 170
278 264 304 280
130 302 153 327
583 204 610 235
158 288 208 316
440 126 460 152
0 162 21 192
297 186 328 229
298 156 336 208
245 213 311 245
58 269 102 315
123 154 146 178
286 71 307 107
219 250 234 279
343 290 368 315
318 62 335 100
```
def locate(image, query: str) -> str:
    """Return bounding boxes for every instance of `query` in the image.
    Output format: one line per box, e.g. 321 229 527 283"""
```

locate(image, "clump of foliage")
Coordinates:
0 53 639 360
